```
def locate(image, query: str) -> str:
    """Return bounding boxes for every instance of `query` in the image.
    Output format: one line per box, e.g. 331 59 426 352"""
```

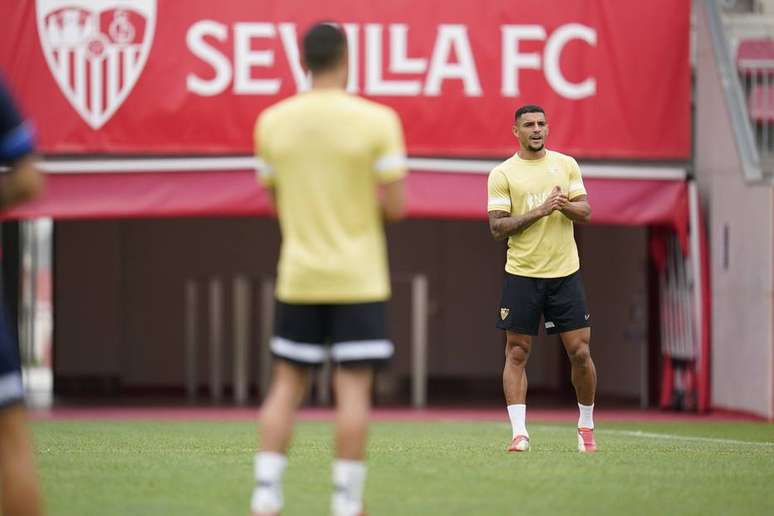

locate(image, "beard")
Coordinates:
529 141 545 152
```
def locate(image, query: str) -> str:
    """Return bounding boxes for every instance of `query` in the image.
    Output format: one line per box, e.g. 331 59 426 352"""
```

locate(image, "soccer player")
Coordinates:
487 104 597 453
0 75 45 514
249 23 407 516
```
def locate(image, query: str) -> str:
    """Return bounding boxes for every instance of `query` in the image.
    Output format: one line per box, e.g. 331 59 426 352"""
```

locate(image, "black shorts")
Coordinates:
496 271 591 336
0 306 23 408
271 301 393 368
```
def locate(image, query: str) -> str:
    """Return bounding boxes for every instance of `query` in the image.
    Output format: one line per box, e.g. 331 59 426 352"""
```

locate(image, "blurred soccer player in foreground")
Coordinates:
250 22 407 516
0 75 45 515
487 104 598 453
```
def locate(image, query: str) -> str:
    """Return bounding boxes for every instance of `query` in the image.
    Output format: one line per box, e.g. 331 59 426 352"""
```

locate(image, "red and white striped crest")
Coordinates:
36 0 156 130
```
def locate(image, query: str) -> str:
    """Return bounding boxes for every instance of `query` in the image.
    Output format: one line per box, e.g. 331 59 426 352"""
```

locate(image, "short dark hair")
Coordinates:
514 104 545 123
303 23 347 73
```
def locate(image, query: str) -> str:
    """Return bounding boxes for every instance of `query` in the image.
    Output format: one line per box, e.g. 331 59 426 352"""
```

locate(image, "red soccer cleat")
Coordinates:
577 427 597 452
507 434 530 452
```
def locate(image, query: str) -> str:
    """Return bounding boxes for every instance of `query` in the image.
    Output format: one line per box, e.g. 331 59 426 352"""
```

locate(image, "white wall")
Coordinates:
709 175 773 416
696 3 774 419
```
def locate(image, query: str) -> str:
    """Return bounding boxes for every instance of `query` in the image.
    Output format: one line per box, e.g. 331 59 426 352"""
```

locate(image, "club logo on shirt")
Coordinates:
526 192 551 211
36 0 156 129
500 308 510 320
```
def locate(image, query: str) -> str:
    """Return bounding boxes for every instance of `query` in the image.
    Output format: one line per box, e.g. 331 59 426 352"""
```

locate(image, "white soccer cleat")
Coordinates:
507 434 530 452
577 427 597 453
331 494 366 516
251 485 282 516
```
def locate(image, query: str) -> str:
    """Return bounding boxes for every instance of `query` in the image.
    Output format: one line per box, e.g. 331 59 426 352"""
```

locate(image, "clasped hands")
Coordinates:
540 185 570 216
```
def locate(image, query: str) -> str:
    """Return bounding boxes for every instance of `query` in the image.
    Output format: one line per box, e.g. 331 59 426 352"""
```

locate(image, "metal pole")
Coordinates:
663 243 675 358
681 253 695 360
688 182 704 370
671 238 686 359
411 274 429 408
767 71 772 161
679 238 693 360
17 222 26 369
232 275 250 405
184 279 198 402
640 309 649 409
208 277 223 403
28 221 38 370
316 358 331 406
673 238 688 359
259 278 275 399
19 221 33 378
762 70 769 159
659 269 668 357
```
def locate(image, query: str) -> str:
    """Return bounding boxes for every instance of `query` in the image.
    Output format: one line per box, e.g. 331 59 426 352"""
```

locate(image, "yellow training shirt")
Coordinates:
255 89 407 303
487 150 587 278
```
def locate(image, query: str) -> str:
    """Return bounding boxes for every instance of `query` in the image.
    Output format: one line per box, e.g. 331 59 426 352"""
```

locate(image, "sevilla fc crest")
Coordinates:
36 0 156 129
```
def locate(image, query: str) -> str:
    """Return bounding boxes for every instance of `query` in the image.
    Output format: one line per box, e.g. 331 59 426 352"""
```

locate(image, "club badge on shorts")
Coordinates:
500 308 510 320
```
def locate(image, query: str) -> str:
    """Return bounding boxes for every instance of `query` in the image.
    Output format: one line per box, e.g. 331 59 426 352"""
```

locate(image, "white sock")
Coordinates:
578 403 594 429
331 460 367 516
507 404 528 438
251 452 287 513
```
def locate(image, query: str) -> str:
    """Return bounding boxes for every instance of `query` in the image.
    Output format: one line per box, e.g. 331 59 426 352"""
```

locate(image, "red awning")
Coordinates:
1 169 689 235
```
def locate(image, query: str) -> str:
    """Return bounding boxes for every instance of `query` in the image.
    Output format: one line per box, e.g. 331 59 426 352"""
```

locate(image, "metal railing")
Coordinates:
703 0 767 181
183 273 430 407
659 228 700 411
736 39 774 167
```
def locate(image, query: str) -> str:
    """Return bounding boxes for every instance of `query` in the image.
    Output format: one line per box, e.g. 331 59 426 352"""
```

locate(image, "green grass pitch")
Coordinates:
31 418 774 515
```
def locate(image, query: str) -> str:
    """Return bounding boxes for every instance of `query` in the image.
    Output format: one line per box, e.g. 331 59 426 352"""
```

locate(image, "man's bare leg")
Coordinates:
560 328 596 406
561 327 598 451
504 332 532 451
252 361 310 516
331 366 373 516
503 332 531 405
0 405 43 516
259 362 310 453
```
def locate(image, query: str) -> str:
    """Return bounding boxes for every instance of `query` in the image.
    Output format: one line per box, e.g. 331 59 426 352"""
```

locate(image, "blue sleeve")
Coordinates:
0 78 35 163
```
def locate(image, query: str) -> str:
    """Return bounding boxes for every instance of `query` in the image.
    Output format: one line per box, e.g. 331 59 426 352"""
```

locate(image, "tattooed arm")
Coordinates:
558 194 591 223
487 186 564 241
488 209 544 241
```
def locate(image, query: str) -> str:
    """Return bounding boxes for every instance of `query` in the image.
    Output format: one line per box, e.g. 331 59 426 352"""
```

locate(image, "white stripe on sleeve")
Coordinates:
259 162 274 179
488 196 512 208
374 154 407 173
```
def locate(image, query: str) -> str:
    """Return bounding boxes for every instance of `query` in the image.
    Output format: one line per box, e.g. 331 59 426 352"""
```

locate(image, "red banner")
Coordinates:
0 0 691 159
2 170 690 232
